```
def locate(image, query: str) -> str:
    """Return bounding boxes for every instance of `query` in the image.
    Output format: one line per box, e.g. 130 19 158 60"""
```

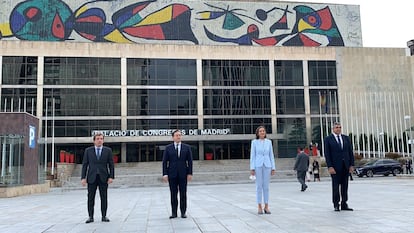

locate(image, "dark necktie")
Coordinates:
97 148 101 160
176 145 179 158
336 135 342 148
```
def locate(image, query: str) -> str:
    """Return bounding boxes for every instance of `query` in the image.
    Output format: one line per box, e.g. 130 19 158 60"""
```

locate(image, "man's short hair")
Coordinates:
172 129 181 137
93 133 104 141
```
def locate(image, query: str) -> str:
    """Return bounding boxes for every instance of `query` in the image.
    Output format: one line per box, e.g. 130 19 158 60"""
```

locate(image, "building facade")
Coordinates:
0 0 413 164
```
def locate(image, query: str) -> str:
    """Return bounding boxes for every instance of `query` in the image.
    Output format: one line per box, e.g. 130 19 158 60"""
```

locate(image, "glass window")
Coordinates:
309 89 339 114
127 59 196 85
44 57 121 85
308 61 337 86
1 88 37 114
2 56 37 85
50 120 121 137
202 60 269 86
275 60 303 86
277 117 307 158
276 89 304 114
203 89 271 115
127 119 198 130
43 89 120 116
127 89 197 116
204 118 272 134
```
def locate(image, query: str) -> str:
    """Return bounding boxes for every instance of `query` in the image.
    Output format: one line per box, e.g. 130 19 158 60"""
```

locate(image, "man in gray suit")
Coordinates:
294 147 309 191
81 133 115 223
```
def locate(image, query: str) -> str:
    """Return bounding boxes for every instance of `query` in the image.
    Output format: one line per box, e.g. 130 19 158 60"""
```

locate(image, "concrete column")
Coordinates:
120 57 127 163
269 60 278 158
196 59 204 160
37 56 44 139
303 60 312 144
269 60 277 134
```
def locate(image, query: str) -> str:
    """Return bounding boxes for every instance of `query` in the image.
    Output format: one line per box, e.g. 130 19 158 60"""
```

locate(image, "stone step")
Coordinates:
64 158 300 189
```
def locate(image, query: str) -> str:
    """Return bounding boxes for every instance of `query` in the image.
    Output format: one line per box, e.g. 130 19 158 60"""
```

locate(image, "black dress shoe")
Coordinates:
334 206 340 212
102 216 110 222
169 214 177 219
181 214 187 218
341 206 353 211
85 218 94 223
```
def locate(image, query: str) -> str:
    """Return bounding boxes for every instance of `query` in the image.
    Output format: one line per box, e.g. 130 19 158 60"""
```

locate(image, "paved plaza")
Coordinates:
0 177 413 233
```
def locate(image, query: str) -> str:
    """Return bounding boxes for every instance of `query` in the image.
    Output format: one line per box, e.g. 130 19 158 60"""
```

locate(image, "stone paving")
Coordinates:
0 177 413 233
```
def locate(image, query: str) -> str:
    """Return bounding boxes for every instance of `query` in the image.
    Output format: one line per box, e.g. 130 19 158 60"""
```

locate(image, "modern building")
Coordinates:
0 0 413 168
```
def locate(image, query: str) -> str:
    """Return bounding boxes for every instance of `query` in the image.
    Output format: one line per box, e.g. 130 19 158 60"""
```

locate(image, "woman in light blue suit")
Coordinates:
250 126 276 214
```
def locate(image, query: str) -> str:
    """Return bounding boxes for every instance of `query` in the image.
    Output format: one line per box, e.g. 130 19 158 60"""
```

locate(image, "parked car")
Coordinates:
355 159 402 177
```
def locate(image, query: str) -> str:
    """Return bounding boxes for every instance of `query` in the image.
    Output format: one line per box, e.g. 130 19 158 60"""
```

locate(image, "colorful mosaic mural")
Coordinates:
0 0 362 46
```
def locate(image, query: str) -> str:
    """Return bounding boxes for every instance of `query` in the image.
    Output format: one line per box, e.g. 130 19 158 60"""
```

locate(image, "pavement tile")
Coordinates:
1 177 413 233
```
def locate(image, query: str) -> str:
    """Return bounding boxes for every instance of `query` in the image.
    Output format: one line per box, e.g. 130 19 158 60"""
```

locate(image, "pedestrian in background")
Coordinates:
312 160 320 182
294 147 309 191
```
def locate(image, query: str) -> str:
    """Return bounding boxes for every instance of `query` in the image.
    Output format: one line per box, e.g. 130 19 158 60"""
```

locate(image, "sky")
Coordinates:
286 0 414 48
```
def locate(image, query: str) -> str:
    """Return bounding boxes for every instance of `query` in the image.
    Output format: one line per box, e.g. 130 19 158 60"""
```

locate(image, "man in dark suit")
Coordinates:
324 122 354 212
162 130 193 219
81 133 115 223
294 147 309 192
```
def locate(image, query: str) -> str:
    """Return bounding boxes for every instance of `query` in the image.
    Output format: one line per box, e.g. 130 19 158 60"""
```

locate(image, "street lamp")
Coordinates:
404 115 413 175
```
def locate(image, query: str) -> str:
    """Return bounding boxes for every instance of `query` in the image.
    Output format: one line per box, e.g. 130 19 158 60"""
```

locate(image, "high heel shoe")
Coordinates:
264 209 271 214
258 209 263 214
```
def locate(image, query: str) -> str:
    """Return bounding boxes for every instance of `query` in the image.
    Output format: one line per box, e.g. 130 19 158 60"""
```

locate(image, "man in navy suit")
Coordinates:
324 122 354 211
162 130 193 219
81 133 115 223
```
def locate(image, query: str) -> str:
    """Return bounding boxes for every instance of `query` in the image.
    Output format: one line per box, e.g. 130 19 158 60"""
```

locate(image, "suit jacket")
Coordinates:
324 134 355 172
250 139 276 170
81 146 115 183
294 152 309 172
162 143 193 179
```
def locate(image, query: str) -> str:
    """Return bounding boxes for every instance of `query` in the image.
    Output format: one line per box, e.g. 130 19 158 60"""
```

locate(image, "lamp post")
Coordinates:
404 115 413 175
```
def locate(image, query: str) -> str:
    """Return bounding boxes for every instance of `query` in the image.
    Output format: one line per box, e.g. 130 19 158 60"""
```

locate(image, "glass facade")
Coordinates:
127 89 197 116
0 55 338 161
308 61 337 86
0 135 24 186
203 89 271 115
202 60 269 86
128 59 196 86
275 60 303 86
44 57 121 85
2 56 37 85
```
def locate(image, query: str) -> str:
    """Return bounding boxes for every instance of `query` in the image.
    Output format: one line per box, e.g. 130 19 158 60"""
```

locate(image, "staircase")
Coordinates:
65 159 297 189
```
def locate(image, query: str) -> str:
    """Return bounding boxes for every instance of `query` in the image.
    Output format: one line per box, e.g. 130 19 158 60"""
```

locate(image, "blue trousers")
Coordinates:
255 166 271 204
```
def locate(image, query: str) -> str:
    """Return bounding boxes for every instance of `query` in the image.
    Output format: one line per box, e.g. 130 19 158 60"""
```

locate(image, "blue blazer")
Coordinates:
250 139 276 170
324 134 355 172
81 146 115 183
162 143 193 179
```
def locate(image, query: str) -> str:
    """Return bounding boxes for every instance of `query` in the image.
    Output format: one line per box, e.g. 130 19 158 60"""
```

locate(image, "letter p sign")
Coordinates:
29 125 36 148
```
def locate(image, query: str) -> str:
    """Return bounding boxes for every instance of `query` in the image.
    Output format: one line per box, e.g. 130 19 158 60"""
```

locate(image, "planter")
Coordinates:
205 153 213 160
59 150 65 163
69 154 75 163
65 153 70 163
46 174 54 180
